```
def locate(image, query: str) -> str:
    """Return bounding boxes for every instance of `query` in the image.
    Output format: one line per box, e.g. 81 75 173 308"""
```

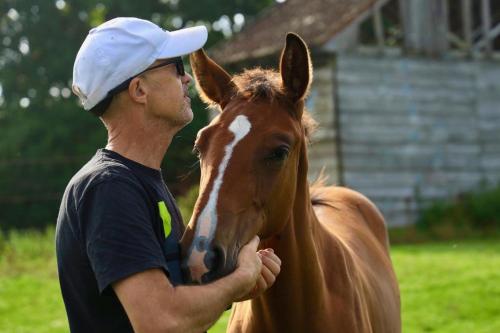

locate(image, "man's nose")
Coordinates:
182 72 193 85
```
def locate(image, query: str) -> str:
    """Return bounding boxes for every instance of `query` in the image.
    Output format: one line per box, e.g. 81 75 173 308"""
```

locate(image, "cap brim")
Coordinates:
158 25 208 58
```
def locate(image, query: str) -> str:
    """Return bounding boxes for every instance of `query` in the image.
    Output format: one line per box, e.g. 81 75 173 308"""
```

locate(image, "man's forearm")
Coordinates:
115 238 262 333
169 271 249 333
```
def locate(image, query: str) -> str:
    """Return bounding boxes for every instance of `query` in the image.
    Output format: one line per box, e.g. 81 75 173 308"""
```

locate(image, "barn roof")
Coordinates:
210 0 380 64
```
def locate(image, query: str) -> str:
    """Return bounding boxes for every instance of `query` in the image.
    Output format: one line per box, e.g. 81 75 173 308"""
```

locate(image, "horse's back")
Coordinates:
311 185 401 333
311 186 389 248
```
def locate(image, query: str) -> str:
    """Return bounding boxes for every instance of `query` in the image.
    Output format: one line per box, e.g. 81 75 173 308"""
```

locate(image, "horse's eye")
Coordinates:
192 145 201 159
267 146 289 162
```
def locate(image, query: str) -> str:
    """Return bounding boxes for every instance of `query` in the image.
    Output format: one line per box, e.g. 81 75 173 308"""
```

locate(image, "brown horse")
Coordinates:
180 33 401 333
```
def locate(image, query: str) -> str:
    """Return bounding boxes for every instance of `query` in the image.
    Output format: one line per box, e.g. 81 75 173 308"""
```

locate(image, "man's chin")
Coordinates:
174 108 193 128
183 107 194 124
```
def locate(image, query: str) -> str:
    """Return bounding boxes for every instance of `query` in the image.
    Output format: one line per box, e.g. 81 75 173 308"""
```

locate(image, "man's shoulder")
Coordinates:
76 153 129 182
66 151 141 201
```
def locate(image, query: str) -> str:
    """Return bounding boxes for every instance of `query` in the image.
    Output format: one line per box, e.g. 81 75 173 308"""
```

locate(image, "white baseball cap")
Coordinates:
72 17 208 111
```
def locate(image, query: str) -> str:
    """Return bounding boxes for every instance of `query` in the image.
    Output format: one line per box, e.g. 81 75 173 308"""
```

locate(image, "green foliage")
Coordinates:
177 185 199 223
416 186 500 238
2 228 500 332
209 312 230 333
0 0 275 230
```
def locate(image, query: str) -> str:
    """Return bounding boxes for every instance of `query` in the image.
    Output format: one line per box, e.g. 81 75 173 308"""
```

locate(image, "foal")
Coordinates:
180 33 401 333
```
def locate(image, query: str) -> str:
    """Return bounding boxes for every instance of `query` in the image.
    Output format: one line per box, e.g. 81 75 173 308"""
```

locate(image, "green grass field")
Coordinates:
1 228 499 333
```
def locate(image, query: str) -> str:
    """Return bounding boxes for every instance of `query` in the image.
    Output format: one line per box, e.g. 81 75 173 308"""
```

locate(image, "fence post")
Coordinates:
399 0 449 56
461 0 472 56
373 4 385 53
481 0 492 57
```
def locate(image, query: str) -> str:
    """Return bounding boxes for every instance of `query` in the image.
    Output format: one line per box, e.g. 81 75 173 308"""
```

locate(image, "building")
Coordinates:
209 0 500 226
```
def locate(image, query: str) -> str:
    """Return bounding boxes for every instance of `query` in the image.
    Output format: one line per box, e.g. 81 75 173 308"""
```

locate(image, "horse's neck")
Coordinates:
272 180 325 302
254 143 337 327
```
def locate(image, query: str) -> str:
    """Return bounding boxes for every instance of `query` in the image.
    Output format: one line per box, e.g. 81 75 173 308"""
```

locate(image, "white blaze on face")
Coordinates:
188 115 252 282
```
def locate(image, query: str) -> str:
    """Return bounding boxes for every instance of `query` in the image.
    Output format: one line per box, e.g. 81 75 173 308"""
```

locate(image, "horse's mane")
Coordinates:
230 68 318 141
232 68 283 101
310 169 342 209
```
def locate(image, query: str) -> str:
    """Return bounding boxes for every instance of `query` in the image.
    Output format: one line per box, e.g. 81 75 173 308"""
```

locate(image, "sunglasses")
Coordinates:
90 57 185 117
109 57 185 95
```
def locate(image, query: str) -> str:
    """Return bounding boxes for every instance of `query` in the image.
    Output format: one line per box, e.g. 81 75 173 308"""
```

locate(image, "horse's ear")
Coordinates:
279 33 312 110
190 49 235 109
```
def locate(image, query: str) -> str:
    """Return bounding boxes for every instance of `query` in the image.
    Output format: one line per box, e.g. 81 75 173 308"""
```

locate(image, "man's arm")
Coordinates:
113 236 264 333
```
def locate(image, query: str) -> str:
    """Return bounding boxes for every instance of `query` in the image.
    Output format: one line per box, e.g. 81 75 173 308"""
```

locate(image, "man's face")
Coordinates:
141 58 194 128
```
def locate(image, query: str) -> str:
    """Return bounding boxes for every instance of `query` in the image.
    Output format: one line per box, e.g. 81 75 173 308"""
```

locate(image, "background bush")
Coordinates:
413 185 500 240
177 185 199 224
0 0 273 231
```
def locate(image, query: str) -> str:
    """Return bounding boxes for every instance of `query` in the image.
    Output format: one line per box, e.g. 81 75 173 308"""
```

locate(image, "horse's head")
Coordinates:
180 33 313 283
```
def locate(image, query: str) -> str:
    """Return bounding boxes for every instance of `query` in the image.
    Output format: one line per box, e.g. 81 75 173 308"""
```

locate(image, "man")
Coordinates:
56 17 281 333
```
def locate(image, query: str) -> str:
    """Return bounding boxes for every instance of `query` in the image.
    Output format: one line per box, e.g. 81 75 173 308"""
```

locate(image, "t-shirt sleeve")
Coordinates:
78 178 169 294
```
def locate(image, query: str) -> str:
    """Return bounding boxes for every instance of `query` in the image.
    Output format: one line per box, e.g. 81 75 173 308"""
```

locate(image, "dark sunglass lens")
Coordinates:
176 60 185 76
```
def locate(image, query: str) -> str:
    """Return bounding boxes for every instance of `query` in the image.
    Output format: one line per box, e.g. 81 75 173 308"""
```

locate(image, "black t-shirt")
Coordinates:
56 149 185 333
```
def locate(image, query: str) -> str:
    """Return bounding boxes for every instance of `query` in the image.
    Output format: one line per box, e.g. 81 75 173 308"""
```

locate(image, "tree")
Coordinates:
0 0 274 229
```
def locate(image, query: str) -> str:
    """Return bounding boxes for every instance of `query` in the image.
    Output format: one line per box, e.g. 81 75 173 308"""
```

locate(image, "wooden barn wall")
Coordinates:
306 55 500 227
306 65 340 184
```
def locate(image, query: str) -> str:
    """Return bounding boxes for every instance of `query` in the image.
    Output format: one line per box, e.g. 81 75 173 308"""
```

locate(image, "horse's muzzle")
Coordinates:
182 243 233 284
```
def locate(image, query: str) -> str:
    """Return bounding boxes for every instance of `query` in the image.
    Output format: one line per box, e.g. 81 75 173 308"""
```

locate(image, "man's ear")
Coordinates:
279 33 312 107
190 49 236 109
127 77 147 105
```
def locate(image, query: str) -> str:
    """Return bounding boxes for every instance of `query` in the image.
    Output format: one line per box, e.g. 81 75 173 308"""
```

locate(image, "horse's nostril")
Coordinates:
213 245 226 273
204 244 226 278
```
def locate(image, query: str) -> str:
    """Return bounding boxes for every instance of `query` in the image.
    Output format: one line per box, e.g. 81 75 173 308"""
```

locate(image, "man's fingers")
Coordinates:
260 251 281 276
266 250 281 266
257 275 267 292
259 249 282 266
260 264 276 286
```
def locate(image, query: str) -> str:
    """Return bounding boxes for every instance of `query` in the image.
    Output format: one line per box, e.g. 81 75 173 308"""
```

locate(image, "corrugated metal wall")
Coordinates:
307 55 500 226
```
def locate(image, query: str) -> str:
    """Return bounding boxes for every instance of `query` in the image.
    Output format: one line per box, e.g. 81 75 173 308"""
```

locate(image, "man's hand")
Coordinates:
232 236 263 298
254 248 281 295
235 247 282 302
